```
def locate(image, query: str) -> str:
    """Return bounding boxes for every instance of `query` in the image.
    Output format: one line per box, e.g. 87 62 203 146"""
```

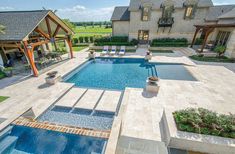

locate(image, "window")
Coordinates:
162 5 174 18
142 7 150 21
184 5 196 19
215 31 231 46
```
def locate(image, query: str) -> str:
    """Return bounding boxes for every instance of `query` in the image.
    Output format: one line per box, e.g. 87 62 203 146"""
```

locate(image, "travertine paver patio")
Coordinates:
0 47 235 153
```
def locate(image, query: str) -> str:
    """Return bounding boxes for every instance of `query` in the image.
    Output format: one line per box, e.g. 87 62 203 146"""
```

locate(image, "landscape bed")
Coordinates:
190 55 235 63
173 108 235 139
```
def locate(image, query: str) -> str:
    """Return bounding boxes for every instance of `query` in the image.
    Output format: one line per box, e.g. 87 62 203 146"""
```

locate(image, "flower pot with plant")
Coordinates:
45 71 61 85
145 51 152 60
88 50 96 59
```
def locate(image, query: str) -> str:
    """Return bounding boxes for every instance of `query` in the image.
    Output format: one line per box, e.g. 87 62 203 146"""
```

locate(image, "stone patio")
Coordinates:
0 47 234 154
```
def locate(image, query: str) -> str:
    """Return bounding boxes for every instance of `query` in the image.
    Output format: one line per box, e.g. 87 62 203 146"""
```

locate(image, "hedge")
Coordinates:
151 38 188 47
173 108 235 139
95 42 133 46
94 36 138 46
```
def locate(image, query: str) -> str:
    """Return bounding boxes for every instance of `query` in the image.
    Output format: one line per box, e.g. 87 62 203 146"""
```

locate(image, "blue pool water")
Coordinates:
0 125 107 154
38 107 114 130
65 58 196 90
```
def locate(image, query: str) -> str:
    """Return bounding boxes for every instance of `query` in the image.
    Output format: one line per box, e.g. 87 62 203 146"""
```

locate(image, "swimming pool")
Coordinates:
0 125 107 154
65 58 196 90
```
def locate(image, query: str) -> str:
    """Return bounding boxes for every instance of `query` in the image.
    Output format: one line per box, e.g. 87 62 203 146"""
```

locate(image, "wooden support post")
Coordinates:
66 36 74 58
200 28 214 53
23 41 39 77
191 27 200 47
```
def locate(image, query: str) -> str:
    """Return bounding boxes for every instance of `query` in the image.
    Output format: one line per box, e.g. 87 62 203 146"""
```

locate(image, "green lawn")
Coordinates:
72 45 89 52
190 55 235 63
0 96 9 103
74 26 112 37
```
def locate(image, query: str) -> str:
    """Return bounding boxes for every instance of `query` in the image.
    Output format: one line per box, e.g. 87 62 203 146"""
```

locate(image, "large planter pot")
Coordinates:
88 51 96 59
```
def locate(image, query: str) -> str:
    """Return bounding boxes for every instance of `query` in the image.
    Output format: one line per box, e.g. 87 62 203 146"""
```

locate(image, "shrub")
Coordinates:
90 36 94 43
173 108 235 139
130 39 138 45
110 36 128 42
214 45 226 57
79 37 84 43
195 38 203 45
151 38 188 47
84 36 89 43
73 38 78 45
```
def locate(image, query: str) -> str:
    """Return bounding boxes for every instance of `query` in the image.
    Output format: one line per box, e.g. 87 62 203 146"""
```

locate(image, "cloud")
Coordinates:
0 6 14 11
56 5 114 21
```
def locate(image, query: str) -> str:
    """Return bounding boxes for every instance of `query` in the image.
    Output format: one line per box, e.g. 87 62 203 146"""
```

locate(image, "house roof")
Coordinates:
0 10 50 41
218 7 235 19
205 5 235 21
129 0 213 11
0 10 74 41
111 7 130 21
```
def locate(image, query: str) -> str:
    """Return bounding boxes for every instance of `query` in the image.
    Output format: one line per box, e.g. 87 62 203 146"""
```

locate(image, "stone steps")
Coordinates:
55 87 87 108
12 117 110 139
95 91 122 112
75 89 104 110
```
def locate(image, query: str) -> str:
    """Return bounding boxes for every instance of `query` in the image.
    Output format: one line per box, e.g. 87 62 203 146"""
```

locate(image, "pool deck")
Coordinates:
0 47 235 153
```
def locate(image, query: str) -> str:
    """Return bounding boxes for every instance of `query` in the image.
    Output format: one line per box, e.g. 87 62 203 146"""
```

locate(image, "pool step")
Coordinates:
95 91 122 112
0 136 18 154
0 125 13 141
12 117 110 139
55 87 87 108
75 89 104 110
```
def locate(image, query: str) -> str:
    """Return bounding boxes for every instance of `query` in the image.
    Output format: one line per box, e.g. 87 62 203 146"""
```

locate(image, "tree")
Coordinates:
62 19 76 30
0 25 5 34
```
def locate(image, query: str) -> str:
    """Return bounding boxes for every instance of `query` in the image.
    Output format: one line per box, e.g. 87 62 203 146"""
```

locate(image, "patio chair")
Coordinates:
101 46 109 55
119 46 126 56
110 46 116 55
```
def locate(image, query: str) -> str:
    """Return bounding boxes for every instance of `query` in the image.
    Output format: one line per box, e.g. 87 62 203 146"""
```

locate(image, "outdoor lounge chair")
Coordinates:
101 46 109 55
119 46 126 55
110 46 116 55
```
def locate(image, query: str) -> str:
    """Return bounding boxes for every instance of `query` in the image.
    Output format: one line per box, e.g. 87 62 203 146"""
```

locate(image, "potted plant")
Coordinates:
214 45 226 57
88 50 96 59
3 67 13 77
47 71 58 78
45 71 61 85
148 76 159 84
145 51 152 60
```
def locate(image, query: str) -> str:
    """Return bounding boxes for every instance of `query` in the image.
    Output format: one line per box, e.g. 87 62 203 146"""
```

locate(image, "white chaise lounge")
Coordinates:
119 46 126 55
110 46 116 55
101 46 109 55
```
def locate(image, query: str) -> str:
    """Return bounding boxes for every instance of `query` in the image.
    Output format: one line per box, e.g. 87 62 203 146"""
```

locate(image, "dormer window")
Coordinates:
184 0 198 19
142 7 150 21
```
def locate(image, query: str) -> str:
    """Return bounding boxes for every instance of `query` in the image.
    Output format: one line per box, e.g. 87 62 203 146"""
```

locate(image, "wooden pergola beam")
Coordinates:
191 27 201 47
34 27 50 40
66 36 74 58
47 15 68 33
45 17 52 37
23 41 39 77
53 25 61 37
200 27 214 53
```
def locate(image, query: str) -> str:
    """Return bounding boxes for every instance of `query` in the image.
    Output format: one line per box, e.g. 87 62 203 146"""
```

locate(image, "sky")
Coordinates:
0 0 234 22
